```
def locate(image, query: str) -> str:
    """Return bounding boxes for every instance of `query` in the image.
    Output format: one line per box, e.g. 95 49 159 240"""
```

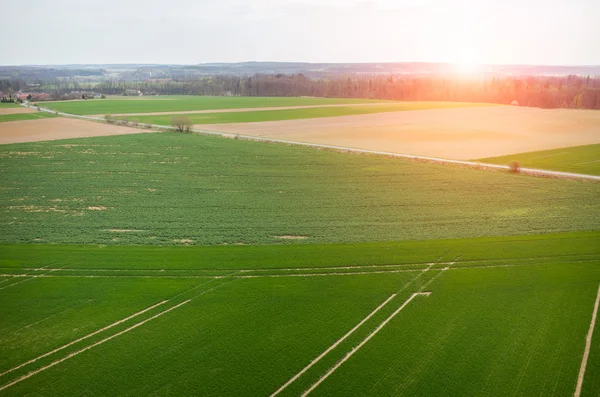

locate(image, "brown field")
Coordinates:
198 106 600 160
0 107 36 115
0 118 149 145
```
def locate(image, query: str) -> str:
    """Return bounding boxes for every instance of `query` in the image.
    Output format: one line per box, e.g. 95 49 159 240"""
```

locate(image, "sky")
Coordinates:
3 0 599 66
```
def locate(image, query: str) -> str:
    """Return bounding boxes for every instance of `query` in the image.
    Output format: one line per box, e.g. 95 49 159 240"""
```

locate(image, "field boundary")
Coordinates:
301 292 431 396
23 102 600 182
574 283 600 397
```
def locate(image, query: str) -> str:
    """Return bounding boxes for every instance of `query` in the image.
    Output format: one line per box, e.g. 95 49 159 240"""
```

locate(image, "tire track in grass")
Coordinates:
270 294 398 397
0 267 63 291
0 300 168 378
0 300 191 392
574 283 600 397
271 261 439 396
0 277 235 391
0 277 35 290
0 262 558 280
301 292 432 396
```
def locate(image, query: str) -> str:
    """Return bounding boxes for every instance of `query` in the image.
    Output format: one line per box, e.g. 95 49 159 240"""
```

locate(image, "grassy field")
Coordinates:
119 102 493 125
0 103 21 108
2 120 599 395
1 132 599 245
480 144 600 176
41 96 392 115
0 232 598 396
0 112 57 123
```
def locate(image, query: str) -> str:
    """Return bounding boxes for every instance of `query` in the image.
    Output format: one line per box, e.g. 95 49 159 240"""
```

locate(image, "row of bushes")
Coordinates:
103 115 193 132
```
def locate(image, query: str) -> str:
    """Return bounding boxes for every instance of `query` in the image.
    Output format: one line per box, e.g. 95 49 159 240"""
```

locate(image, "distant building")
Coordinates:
123 89 143 96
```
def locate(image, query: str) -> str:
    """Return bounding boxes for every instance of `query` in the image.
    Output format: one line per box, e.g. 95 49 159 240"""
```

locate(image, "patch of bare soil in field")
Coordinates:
275 235 309 240
0 107 36 115
0 118 150 144
87 206 107 211
198 106 600 160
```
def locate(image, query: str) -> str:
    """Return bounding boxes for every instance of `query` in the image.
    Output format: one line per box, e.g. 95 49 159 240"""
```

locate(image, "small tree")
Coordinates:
509 161 520 173
101 94 106 99
171 116 193 133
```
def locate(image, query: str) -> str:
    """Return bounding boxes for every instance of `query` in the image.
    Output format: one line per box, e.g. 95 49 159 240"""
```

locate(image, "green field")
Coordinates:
2 124 600 395
120 102 493 125
0 103 21 108
0 112 57 123
41 96 392 115
480 144 600 176
1 132 599 245
0 232 599 396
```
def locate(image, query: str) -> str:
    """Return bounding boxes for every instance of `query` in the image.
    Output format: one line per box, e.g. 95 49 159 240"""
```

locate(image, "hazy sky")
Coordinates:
3 0 599 65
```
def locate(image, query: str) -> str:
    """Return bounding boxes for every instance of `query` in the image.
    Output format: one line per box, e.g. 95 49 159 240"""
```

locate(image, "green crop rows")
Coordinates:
1 132 599 245
120 102 492 125
41 96 390 115
480 143 600 176
0 112 57 123
0 232 598 396
1 118 599 395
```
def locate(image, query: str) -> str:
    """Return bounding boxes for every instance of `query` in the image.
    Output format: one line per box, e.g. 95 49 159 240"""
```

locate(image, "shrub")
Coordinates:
509 161 520 173
105 114 115 124
171 116 193 133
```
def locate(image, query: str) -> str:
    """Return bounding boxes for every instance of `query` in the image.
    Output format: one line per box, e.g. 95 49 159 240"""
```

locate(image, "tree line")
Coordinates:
95 74 600 109
2 74 600 110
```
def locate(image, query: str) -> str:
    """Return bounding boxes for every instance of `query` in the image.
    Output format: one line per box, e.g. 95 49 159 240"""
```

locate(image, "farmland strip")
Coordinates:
0 300 190 392
301 292 431 396
270 294 397 397
97 102 393 117
574 283 600 397
0 300 167 378
25 102 600 181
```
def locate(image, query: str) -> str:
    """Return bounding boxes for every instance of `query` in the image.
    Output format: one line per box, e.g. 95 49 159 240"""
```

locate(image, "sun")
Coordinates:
454 61 480 74
450 49 482 75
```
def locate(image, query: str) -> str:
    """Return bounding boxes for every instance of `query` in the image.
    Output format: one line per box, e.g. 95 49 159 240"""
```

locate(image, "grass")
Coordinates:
1 122 599 395
0 112 57 123
480 144 600 176
120 102 493 125
41 96 393 115
0 232 598 395
0 103 21 108
0 133 599 245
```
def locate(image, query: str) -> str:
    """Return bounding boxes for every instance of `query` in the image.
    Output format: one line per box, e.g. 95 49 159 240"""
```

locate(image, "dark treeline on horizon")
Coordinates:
2 74 600 110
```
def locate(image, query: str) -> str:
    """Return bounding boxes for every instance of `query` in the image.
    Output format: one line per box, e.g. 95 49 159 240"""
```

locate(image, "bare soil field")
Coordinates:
0 107 36 115
198 106 600 160
0 118 149 144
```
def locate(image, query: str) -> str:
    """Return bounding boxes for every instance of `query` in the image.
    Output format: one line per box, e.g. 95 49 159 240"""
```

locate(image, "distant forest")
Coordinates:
2 74 600 109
